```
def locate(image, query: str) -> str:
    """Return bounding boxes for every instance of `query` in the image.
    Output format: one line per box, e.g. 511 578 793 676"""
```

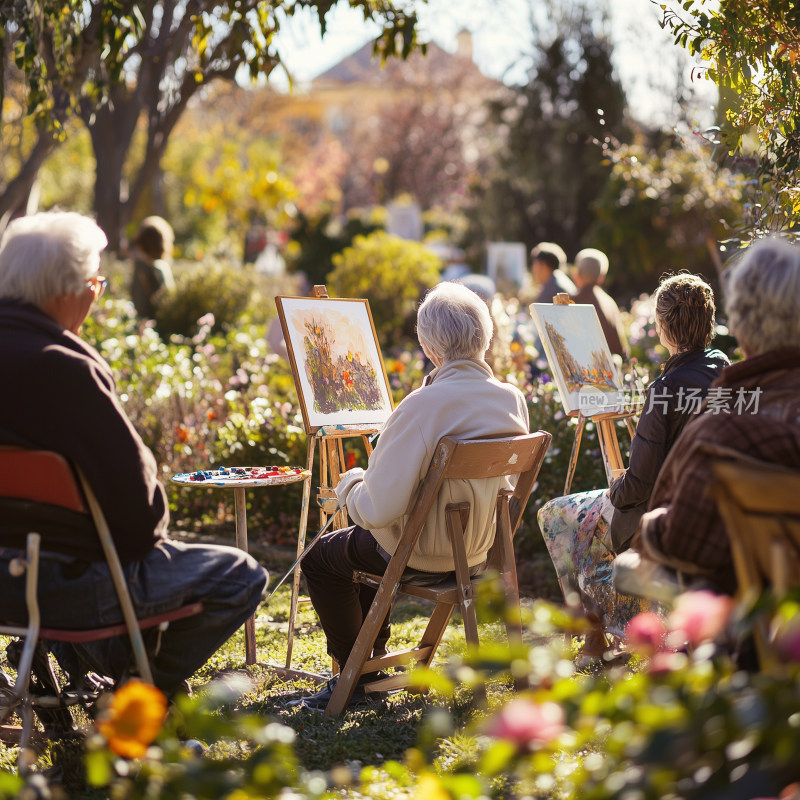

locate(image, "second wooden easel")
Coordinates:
549 294 637 495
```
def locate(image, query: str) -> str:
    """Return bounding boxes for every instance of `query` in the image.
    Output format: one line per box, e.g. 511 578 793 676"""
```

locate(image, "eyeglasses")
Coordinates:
86 275 108 297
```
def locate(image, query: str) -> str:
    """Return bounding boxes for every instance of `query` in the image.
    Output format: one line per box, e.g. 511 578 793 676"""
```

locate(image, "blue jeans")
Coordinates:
0 539 268 694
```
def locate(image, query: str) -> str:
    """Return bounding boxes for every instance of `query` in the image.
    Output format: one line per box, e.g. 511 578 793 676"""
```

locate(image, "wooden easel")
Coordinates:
562 408 636 494
283 285 386 669
549 294 637 495
285 421 379 668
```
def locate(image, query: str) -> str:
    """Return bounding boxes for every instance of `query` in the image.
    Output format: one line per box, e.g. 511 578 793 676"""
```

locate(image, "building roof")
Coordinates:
312 35 494 91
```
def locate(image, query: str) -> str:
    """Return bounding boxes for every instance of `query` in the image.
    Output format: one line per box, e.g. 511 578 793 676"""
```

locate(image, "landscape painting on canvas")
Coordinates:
531 303 624 415
276 296 393 432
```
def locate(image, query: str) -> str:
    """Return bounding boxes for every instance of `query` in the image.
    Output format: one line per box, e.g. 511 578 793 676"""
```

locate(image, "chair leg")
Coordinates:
497 500 523 644
445 505 479 648
417 602 455 668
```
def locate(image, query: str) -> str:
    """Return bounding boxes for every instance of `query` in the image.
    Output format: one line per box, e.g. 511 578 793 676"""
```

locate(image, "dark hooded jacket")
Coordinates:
608 347 729 551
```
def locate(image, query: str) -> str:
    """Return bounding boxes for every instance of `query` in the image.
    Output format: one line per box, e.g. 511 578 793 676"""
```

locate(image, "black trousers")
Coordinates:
300 525 392 667
301 524 482 668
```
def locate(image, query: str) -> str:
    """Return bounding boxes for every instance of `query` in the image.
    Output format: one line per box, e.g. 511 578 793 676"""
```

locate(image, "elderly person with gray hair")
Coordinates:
0 211 267 697
629 236 800 596
570 247 629 357
294 281 530 709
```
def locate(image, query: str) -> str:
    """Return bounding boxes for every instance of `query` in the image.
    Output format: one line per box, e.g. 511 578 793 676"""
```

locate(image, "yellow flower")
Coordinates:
413 774 451 800
96 679 168 759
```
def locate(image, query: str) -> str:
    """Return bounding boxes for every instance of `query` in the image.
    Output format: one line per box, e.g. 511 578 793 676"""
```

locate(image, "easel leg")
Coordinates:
596 419 625 485
234 487 257 666
326 438 348 530
286 437 316 669
564 415 586 495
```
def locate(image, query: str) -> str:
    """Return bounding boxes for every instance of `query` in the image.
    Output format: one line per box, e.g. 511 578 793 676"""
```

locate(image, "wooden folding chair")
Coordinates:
709 457 800 669
324 430 551 716
0 448 201 767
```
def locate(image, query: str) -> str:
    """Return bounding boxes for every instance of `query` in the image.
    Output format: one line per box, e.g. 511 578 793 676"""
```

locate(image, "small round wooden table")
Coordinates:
171 466 310 665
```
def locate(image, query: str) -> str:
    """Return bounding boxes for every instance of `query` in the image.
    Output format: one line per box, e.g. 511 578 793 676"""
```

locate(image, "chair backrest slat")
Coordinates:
442 434 540 480
0 447 87 512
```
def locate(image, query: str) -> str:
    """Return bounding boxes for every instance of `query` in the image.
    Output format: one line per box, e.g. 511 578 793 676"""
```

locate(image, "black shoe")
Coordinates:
287 674 384 711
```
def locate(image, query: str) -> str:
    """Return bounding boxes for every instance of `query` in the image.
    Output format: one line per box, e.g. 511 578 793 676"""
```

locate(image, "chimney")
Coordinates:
456 29 473 61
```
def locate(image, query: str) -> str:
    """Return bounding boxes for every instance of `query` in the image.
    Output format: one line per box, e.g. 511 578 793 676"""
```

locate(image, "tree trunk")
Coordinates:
0 133 59 232
87 86 141 253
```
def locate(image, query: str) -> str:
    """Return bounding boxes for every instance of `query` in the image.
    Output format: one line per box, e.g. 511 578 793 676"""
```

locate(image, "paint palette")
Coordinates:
172 466 310 487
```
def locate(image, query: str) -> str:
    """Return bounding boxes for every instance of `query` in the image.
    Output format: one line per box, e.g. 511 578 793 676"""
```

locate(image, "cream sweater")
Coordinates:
335 359 530 571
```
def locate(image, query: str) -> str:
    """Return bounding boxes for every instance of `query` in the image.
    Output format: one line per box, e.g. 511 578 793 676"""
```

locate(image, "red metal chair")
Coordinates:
0 447 201 769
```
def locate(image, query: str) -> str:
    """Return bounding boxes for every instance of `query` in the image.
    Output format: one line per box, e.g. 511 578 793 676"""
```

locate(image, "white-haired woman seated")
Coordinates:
293 281 531 710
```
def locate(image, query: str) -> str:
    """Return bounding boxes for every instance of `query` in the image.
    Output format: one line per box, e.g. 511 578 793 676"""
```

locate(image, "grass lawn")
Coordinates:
0 538 560 798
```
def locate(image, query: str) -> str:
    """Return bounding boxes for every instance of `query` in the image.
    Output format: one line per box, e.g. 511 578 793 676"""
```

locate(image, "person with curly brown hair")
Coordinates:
631 237 800 596
537 272 728 654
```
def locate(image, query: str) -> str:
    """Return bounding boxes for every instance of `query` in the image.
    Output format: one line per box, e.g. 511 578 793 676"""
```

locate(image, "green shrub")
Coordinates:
287 208 381 287
327 231 442 350
154 260 262 337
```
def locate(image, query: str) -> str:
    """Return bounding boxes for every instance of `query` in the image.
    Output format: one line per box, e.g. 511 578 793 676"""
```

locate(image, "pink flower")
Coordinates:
485 699 565 749
625 612 668 656
647 651 688 675
668 591 734 648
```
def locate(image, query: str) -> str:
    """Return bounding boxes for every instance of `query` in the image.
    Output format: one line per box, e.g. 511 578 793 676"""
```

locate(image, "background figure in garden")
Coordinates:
0 211 267 695
537 272 728 653
628 237 800 596
293 282 530 710
570 248 629 358
130 215 176 320
530 242 576 303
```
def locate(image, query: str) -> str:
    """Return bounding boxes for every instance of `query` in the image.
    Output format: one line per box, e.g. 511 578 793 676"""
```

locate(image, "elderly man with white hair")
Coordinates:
629 236 800 596
293 281 530 710
570 247 628 357
0 211 268 697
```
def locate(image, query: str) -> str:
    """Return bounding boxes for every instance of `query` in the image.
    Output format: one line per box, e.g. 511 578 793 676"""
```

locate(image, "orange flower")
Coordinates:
207 410 216 421
96 679 168 759
391 360 405 373
176 425 190 443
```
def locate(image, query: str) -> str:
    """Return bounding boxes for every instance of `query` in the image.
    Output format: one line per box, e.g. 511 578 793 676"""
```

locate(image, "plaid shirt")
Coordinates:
639 348 800 594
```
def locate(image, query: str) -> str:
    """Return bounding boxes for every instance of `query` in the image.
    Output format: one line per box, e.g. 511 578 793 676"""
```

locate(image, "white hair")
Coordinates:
0 211 108 306
724 236 800 355
417 282 493 362
575 248 609 284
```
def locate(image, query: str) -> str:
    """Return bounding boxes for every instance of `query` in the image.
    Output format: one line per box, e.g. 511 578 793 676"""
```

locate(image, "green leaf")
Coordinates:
85 749 113 788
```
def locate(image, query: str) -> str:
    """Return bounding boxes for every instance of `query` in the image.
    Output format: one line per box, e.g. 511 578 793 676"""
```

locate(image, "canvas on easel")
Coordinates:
531 298 635 494
275 286 393 668
276 294 393 434
531 302 624 416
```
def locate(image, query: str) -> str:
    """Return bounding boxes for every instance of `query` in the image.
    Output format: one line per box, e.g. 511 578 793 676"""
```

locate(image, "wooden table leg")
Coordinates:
233 487 257 666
